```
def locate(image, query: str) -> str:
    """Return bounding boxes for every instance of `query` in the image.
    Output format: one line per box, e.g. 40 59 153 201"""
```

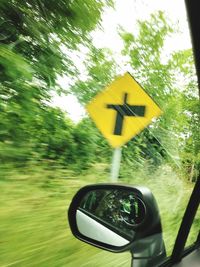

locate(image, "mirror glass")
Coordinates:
76 188 146 246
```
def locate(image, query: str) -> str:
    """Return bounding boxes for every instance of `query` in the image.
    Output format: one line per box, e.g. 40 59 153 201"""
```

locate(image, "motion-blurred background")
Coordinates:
0 0 199 266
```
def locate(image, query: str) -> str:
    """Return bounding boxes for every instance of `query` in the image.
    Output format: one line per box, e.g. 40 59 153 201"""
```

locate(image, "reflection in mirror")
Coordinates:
76 188 146 246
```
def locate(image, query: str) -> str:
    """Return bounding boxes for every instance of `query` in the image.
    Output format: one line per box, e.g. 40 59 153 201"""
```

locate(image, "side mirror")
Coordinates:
68 184 166 267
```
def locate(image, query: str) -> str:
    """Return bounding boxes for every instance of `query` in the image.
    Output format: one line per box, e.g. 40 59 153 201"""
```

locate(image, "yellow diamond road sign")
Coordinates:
86 72 162 148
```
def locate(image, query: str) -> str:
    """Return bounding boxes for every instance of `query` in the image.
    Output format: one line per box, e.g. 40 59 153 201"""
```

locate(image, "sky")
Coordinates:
51 0 192 123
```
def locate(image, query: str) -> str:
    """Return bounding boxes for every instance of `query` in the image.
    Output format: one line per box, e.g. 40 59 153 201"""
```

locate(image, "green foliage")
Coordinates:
0 0 113 169
119 12 199 176
0 45 33 80
70 46 117 104
122 129 167 172
32 107 76 163
0 1 199 179
73 118 98 170
69 11 183 170
0 164 197 265
169 49 200 180
69 11 199 178
0 0 113 85
72 118 112 171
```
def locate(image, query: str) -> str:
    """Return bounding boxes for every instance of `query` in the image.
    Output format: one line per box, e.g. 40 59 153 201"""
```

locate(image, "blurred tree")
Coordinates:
1 2 198 177
31 106 76 164
0 0 113 164
172 49 200 181
120 15 199 176
69 11 199 177
71 46 118 104
69 12 177 168
72 118 112 171
0 0 113 86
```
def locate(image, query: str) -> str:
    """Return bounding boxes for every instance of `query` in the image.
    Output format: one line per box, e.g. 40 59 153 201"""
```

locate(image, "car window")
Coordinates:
1 0 199 267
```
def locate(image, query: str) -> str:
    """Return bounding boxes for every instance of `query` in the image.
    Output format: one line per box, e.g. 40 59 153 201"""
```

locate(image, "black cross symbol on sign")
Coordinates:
107 93 146 135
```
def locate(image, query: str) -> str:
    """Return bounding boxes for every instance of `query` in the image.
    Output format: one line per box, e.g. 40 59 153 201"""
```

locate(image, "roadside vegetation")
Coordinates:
0 163 197 267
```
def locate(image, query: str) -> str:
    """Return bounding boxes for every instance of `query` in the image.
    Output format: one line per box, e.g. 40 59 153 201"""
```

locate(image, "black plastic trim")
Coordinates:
170 177 200 263
185 0 200 97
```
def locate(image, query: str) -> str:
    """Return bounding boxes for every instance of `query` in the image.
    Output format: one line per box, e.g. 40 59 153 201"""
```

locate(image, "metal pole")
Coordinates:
110 147 122 182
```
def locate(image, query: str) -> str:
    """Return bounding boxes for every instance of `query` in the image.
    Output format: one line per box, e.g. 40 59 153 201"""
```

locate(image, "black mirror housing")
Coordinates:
68 183 164 254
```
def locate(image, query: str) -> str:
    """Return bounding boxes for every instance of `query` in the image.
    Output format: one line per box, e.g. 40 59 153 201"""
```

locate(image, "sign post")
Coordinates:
86 72 162 181
111 147 122 182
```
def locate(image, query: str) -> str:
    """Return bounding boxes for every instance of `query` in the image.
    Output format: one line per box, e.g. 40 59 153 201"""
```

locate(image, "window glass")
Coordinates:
1 0 199 267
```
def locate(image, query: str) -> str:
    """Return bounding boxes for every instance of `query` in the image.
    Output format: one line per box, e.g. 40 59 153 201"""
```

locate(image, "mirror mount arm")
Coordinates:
131 256 152 267
130 233 166 267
